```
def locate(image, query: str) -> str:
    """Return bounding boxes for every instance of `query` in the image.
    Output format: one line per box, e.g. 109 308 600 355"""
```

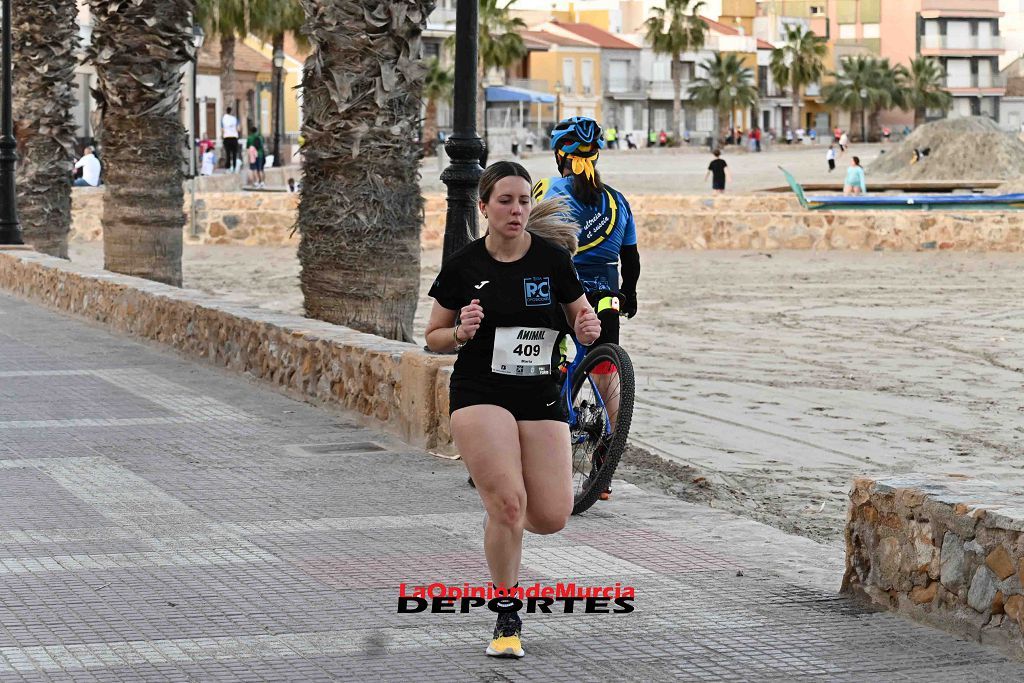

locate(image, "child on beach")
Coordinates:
705 149 731 195
826 144 836 172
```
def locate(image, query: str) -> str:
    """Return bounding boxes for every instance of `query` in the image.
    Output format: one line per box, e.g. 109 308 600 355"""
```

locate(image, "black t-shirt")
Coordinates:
708 158 727 186
429 235 585 385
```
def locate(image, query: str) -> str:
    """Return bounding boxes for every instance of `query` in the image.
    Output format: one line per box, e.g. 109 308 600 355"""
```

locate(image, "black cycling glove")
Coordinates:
619 290 638 318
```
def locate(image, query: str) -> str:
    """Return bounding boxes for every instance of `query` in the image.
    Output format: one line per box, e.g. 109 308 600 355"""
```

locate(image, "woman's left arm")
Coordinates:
562 296 601 346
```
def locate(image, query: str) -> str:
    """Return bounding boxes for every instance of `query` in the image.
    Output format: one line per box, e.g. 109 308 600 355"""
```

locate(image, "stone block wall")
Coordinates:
0 247 456 453
71 189 1024 252
844 475 1024 659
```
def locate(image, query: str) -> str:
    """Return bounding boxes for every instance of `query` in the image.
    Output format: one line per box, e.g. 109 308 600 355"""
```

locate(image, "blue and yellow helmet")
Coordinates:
550 116 604 184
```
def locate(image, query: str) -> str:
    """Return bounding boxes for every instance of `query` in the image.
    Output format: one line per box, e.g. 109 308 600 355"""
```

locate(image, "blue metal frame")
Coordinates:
560 337 612 444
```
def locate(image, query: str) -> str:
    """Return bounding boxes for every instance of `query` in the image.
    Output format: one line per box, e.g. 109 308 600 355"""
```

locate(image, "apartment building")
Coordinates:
920 1 1007 120
755 0 1007 127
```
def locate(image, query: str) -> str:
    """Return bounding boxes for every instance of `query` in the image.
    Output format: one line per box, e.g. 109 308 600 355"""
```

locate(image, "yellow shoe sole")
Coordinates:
486 635 525 658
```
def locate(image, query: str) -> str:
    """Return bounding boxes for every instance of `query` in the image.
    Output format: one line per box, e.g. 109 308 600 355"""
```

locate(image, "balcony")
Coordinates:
920 34 1004 53
945 73 1007 91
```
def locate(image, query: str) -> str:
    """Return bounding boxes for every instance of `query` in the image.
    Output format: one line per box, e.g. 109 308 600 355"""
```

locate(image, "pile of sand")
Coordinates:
870 116 1024 181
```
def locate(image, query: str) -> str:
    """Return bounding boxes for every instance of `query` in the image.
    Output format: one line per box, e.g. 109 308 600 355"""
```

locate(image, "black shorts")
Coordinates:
449 377 567 422
585 290 620 347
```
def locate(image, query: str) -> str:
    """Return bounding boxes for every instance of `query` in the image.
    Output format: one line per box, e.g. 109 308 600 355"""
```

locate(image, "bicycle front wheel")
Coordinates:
569 343 634 515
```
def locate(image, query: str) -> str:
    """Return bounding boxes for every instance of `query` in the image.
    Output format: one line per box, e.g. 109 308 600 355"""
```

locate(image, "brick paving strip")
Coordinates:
1 292 1023 681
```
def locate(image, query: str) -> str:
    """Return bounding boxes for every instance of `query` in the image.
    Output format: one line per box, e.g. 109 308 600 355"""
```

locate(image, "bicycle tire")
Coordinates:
568 343 634 515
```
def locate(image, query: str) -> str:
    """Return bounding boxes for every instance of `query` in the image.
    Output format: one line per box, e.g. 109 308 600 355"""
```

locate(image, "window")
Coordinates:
582 59 594 95
947 21 971 50
423 41 440 60
562 58 575 94
945 59 971 88
652 56 671 82
810 5 824 15
838 24 856 40
653 108 667 131
608 60 629 92
862 24 880 39
697 108 714 132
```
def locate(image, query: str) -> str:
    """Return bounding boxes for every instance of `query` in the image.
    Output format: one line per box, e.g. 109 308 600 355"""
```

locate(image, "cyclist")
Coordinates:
532 116 641 499
426 161 600 659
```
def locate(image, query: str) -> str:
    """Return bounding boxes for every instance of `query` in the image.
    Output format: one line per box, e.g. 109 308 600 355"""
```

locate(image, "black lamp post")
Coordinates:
0 0 24 245
272 47 284 167
859 87 867 142
439 0 484 262
645 81 653 148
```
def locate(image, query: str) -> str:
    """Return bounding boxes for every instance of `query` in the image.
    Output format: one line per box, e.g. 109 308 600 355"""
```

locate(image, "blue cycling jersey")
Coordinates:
532 176 637 292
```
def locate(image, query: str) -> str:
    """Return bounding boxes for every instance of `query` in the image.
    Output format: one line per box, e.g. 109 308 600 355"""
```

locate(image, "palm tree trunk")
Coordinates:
671 55 682 144
868 111 880 142
221 34 238 125
791 77 801 134
914 107 925 128
12 0 78 258
88 0 193 287
297 0 429 342
424 98 439 156
717 109 728 148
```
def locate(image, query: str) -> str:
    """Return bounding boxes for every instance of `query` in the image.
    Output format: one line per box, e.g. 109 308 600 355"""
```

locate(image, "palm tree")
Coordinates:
197 0 248 124
770 23 827 135
423 57 454 156
644 0 708 142
11 0 79 258
87 0 195 286
689 53 759 147
446 0 526 134
822 56 903 141
296 0 431 341
902 56 952 127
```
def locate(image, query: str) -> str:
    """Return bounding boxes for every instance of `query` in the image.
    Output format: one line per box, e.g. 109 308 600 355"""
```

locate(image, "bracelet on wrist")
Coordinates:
453 324 467 350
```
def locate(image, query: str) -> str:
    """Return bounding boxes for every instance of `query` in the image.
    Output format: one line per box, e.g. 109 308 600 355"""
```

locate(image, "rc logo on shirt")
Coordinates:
523 277 551 307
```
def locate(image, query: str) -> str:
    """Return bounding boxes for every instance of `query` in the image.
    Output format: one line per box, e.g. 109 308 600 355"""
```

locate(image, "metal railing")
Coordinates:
921 34 1004 51
945 73 1007 89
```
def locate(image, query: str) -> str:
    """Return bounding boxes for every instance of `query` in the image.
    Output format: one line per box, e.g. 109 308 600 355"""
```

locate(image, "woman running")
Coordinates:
425 161 601 659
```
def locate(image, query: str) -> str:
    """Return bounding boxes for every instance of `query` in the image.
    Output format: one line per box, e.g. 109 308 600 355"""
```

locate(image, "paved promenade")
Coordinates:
1 291 1022 681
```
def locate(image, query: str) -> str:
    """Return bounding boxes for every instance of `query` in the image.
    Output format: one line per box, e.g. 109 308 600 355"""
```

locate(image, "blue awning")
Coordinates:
485 85 556 104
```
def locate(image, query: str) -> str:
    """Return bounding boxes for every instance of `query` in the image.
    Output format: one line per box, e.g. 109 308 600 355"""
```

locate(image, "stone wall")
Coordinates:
71 189 1024 252
843 475 1024 660
0 246 456 453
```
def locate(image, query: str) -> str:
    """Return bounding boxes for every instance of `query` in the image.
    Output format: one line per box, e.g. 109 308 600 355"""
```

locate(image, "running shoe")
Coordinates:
486 611 524 658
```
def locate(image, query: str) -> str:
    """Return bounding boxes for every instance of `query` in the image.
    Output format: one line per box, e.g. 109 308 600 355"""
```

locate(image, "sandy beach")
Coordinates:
68 242 1024 543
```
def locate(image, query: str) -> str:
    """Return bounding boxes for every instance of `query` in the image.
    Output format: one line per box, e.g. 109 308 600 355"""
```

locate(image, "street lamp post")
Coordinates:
189 25 205 238
0 0 24 245
272 47 284 168
859 87 868 142
439 0 484 262
645 81 653 148
554 80 562 122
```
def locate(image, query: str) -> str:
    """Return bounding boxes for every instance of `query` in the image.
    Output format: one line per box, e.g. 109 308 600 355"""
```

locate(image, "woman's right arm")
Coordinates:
424 302 459 353
425 300 484 353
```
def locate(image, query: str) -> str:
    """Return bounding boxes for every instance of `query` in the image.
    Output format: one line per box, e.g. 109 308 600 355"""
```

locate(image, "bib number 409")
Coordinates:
513 344 542 357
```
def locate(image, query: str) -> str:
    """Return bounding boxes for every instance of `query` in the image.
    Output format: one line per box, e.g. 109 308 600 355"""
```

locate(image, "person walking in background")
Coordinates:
704 149 730 195
624 132 637 150
826 144 836 172
647 129 656 147
839 130 849 155
200 146 216 176
221 107 240 172
245 126 266 188
843 156 866 195
833 126 842 144
73 146 102 187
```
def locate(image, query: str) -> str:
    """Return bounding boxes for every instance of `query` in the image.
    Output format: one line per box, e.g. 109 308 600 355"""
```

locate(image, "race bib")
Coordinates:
491 327 558 376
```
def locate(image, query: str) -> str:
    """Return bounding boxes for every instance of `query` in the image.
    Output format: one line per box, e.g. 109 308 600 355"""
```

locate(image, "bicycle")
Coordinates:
465 332 635 516
560 335 634 514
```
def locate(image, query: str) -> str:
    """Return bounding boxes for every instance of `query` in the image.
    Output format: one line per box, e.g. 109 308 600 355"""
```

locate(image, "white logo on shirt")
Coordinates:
474 280 490 290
